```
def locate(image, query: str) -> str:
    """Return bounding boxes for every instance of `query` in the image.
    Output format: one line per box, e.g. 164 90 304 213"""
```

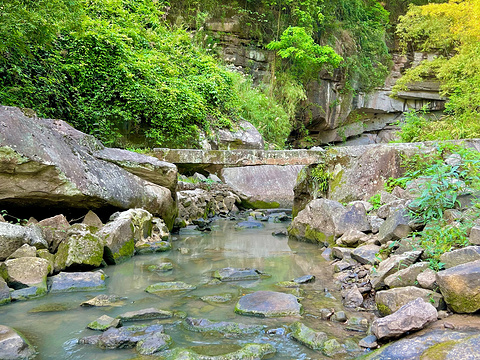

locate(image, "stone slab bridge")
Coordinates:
152 148 325 173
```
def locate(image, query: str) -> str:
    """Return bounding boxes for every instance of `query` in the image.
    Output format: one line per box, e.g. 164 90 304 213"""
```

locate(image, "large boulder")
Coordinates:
0 222 48 261
370 250 423 290
0 257 51 298
375 286 444 316
377 209 412 244
208 120 264 150
0 106 177 228
436 259 480 313
439 246 480 269
384 262 430 288
54 225 104 271
99 209 153 264
0 325 36 360
222 165 304 208
372 298 437 340
48 271 106 293
288 199 370 245
37 215 70 252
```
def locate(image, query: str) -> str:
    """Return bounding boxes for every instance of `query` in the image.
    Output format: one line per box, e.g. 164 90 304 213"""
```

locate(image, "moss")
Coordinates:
114 238 135 262
376 302 392 316
443 289 480 313
0 297 11 306
420 340 461 360
290 322 327 350
240 198 280 209
329 168 345 194
305 225 335 246
0 146 29 164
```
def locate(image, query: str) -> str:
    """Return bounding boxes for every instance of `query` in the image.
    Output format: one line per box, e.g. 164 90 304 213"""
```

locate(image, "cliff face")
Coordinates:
204 18 445 147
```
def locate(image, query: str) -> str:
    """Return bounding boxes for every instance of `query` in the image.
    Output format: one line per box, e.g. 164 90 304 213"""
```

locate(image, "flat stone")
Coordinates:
235 291 302 317
293 275 315 284
200 293 233 303
331 247 353 260
417 268 437 290
375 286 444 316
372 298 437 340
336 229 367 247
384 262 430 288
135 240 172 254
213 267 261 282
87 315 121 331
6 244 37 259
183 318 264 335
351 244 381 265
377 209 412 244
136 332 172 355
439 246 480 269
359 335 378 348
48 271 106 293
117 308 174 321
80 294 126 307
436 259 480 313
0 325 36 360
235 221 264 229
145 281 196 295
371 250 423 290
290 322 327 350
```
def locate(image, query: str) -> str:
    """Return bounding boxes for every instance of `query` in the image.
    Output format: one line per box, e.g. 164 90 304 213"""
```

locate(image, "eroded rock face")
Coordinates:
0 106 177 228
372 298 438 340
0 325 36 360
436 260 480 313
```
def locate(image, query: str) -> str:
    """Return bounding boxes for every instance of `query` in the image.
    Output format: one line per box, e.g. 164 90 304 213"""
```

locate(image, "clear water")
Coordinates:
0 219 371 359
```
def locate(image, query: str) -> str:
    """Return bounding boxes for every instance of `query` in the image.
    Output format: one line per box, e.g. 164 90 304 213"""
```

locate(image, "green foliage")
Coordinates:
230 72 293 148
310 163 331 193
0 0 242 148
368 193 382 210
394 0 480 142
267 26 343 82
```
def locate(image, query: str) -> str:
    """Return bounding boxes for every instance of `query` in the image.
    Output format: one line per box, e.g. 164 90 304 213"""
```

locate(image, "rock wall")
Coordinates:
202 18 445 146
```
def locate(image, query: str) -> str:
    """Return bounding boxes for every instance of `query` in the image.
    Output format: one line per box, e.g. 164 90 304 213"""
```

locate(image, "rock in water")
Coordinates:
372 298 437 340
235 291 302 317
290 322 327 350
0 325 36 360
212 267 261 282
48 271 106 293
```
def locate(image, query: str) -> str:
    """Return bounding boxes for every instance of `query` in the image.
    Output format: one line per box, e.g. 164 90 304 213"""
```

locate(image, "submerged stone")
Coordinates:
145 281 196 295
136 332 172 355
48 271 106 293
135 240 171 254
212 267 261 282
147 262 173 272
290 322 328 350
293 275 315 284
28 303 75 313
235 221 264 229
117 308 174 322
235 291 302 317
80 294 126 307
155 343 275 360
200 293 233 303
183 318 264 336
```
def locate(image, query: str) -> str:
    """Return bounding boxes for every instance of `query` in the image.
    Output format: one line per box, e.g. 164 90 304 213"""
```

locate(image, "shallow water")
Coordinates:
0 219 371 359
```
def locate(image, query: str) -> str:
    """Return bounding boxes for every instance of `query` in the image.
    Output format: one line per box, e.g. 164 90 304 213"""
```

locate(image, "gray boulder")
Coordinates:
37 215 70 252
377 209 412 244
384 262 430 288
336 229 367 247
439 246 480 269
94 147 177 194
235 291 302 317
0 325 36 360
351 244 381 265
371 250 423 290
372 298 437 340
0 222 47 261
80 295 126 307
87 315 121 331
416 268 437 290
99 209 153 264
375 286 444 316
289 199 369 245
0 106 177 229
54 225 104 271
7 244 37 259
0 257 51 298
48 271 106 293
290 322 327 350
436 259 480 313
209 120 264 150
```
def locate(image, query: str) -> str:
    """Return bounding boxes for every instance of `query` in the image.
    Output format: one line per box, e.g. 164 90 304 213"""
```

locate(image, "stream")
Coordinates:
0 219 373 359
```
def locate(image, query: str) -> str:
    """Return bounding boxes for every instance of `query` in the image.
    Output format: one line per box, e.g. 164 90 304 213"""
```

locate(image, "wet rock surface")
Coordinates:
235 291 302 317
0 325 36 360
47 271 106 293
